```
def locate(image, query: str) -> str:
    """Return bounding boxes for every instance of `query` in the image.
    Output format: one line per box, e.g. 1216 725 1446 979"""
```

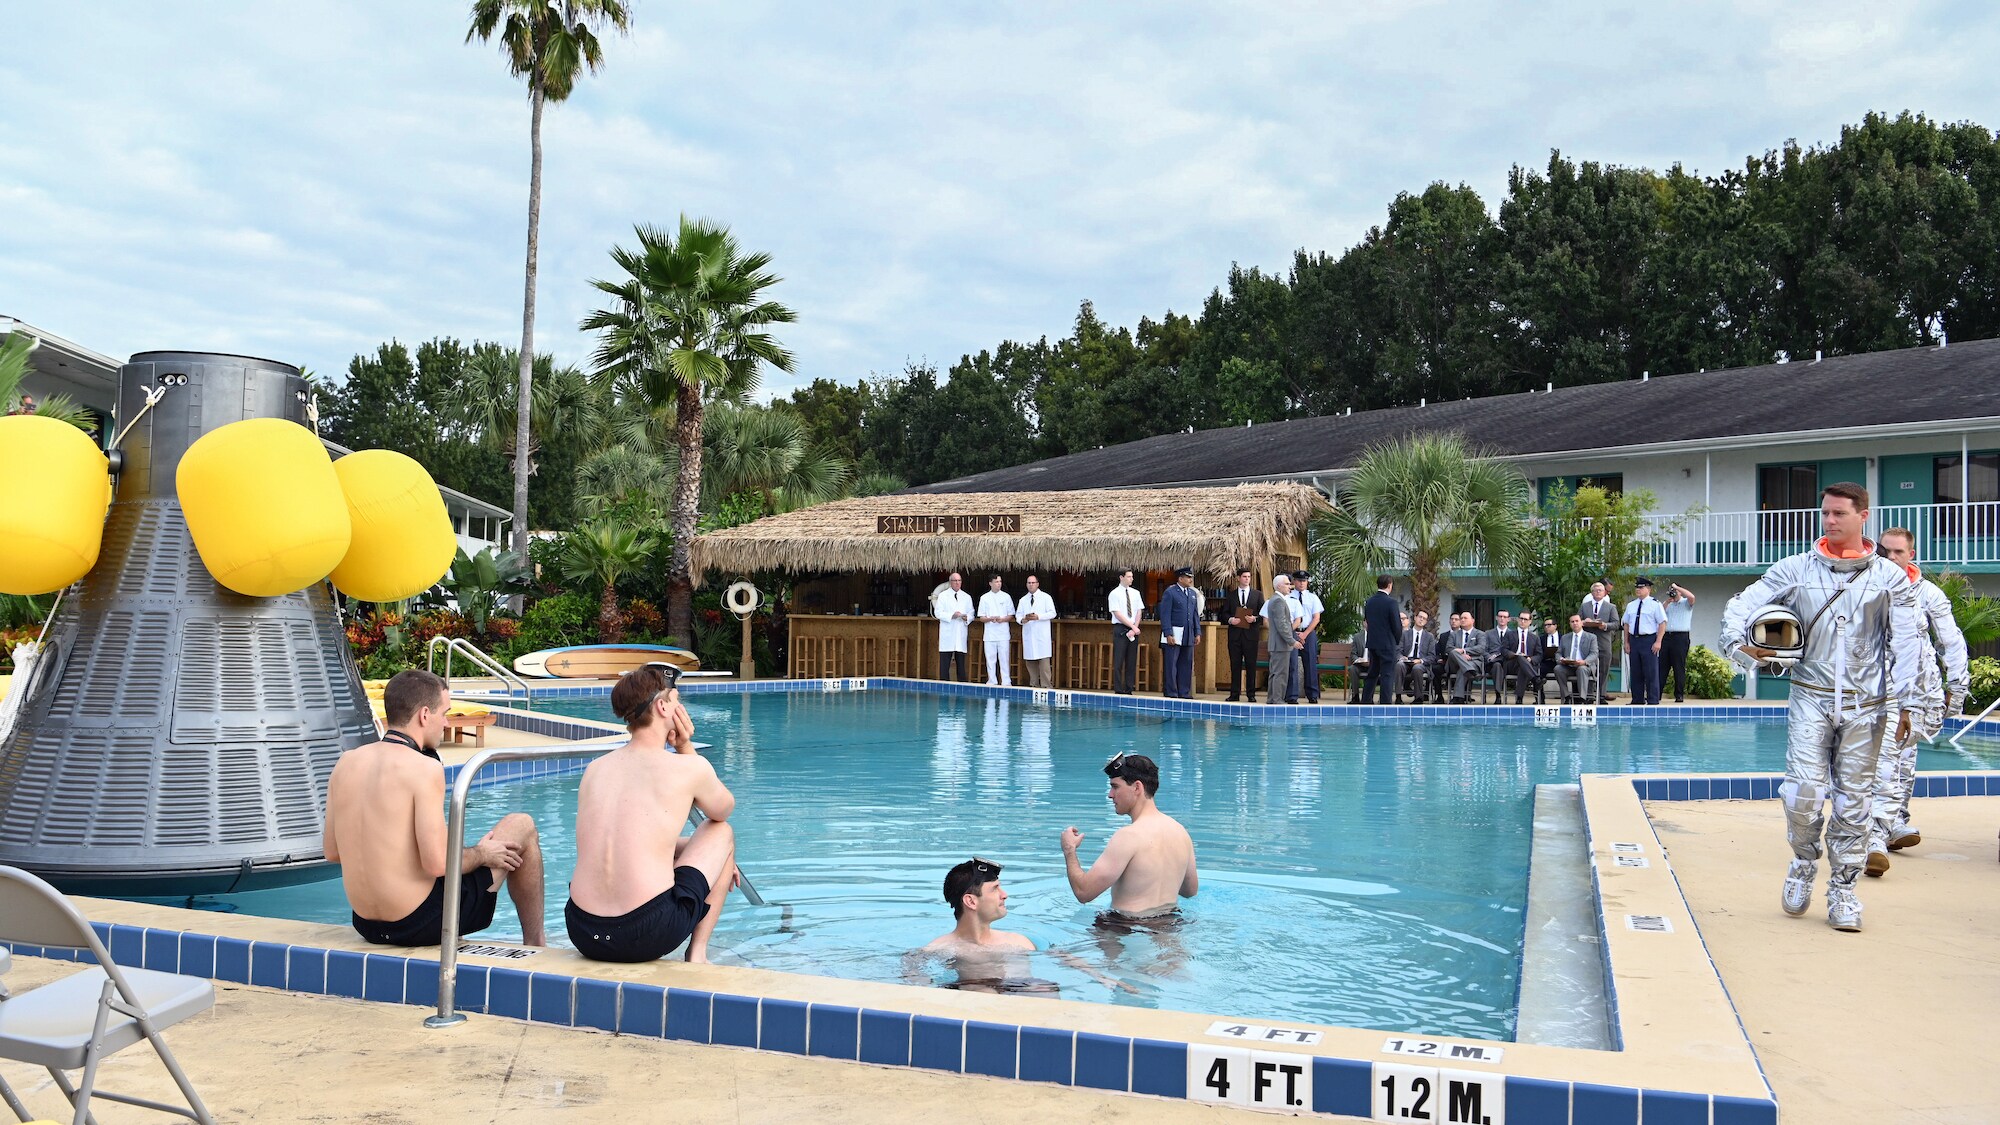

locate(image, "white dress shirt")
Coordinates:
933 589 973 652
977 590 1017 639
1108 586 1144 629
1015 591 1057 659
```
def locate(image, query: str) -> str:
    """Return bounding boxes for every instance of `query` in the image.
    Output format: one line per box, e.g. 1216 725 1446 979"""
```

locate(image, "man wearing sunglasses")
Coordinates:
1059 753 1198 920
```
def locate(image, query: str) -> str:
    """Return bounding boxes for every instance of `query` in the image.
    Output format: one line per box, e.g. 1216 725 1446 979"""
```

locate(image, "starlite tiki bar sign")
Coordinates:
876 513 1022 535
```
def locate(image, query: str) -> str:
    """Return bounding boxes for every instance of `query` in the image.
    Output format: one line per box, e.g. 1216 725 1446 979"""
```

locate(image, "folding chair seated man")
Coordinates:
0 866 217 1125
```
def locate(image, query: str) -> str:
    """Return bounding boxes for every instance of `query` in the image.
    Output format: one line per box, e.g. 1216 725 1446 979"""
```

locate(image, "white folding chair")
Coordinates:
0 866 216 1125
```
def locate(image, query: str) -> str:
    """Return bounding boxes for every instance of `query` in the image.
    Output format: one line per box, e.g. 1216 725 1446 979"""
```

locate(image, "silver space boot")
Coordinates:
1827 883 1863 932
1887 824 1922 850
1781 859 1816 916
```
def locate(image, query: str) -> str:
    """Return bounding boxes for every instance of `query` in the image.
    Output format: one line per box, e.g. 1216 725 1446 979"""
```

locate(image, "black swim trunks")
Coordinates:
353 869 501 947
565 866 712 963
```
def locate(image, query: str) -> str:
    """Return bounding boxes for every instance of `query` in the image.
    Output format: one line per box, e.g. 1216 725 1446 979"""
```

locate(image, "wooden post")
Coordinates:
739 612 755 680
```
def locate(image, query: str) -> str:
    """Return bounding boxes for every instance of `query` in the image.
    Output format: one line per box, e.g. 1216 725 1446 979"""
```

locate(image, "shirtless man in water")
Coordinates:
907 858 1039 992
325 670 545 946
1059 753 1198 920
566 665 739 963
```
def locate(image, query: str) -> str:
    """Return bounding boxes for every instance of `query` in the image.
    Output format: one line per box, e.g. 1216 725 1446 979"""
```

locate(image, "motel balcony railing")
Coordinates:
1389 501 2000 575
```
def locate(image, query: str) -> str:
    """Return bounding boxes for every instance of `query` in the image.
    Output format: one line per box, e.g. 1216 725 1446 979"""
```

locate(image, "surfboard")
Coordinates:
512 644 701 679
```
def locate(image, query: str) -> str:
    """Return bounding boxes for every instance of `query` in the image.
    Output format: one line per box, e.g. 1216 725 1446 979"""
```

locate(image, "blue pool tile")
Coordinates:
1130 1038 1186 1098
1750 777 1775 799
1642 1088 1709 1125
1505 1076 1569 1124
529 973 572 1025
286 947 326 993
712 993 759 1047
1913 775 1938 798
365 955 406 1004
1712 1093 1779 1125
964 1021 1017 1079
251 942 289 990
90 921 112 949
1572 1082 1638 1125
1948 774 1968 796
1018 1027 1072 1085
858 1010 911 1067
179 933 215 979
1314 1057 1372 1117
453 964 488 1014
143 929 179 972
1970 774 1989 796
807 1004 858 1060
574 978 619 1032
214 937 250 984
911 1015 963 1072
1688 777 1710 800
108 924 143 967
762 998 808 1054
405 960 441 1010
1667 778 1691 801
1727 777 1752 799
1073 1032 1128 1091
325 949 366 998
623 983 669 1038
487 967 531 1020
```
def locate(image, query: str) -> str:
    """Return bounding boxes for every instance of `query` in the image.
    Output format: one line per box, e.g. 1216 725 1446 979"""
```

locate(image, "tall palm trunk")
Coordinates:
599 581 623 643
1410 553 1443 622
667 381 704 643
512 83 544 581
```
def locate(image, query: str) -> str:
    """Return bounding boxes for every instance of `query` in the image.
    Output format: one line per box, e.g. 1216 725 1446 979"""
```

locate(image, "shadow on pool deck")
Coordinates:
1647 793 2000 1125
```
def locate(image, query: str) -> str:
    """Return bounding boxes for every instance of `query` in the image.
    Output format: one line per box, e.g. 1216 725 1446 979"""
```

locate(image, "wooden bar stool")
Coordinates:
1136 645 1158 693
852 637 878 677
1093 642 1113 691
791 637 820 679
886 637 909 678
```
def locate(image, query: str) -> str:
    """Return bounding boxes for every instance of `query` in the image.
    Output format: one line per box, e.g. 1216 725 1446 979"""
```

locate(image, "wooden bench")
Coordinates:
443 711 494 748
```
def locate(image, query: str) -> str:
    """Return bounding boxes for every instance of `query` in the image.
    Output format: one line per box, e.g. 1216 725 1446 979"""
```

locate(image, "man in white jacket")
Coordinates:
1866 527 1969 877
1718 483 1921 933
932 572 973 681
977 576 1018 686
1015 574 1058 688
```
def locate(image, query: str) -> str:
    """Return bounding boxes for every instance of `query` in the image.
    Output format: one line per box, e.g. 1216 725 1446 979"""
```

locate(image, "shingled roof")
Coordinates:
907 338 2000 495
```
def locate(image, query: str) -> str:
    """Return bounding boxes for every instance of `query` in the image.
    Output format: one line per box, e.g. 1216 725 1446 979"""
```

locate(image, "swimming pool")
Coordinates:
199 691 2000 1040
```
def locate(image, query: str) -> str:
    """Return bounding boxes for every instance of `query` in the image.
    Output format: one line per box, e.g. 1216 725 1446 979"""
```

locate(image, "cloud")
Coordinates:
2 0 1996 398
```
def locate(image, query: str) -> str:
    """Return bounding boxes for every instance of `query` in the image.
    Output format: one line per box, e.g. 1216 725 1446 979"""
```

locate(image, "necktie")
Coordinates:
1517 631 1526 656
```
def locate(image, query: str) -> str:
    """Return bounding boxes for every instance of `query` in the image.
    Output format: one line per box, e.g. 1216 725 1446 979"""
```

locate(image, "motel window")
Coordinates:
1537 474 1624 507
1758 463 1819 511
1934 453 2000 505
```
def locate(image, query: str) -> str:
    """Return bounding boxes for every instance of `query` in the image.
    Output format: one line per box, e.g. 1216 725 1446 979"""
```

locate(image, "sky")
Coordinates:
4 2 1997 398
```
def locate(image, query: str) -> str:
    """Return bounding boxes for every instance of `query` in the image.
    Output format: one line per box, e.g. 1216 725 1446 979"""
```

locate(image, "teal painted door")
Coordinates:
1878 453 1937 551
1818 458 1867 490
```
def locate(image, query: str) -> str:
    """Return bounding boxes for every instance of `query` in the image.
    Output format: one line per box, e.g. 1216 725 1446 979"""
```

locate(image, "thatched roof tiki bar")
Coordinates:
690 485 1332 692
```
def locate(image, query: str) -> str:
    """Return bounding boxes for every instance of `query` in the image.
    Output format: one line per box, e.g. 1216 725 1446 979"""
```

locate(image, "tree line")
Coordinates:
789 111 2000 486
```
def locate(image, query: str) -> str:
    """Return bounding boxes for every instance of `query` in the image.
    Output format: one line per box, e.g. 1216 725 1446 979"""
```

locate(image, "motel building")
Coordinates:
3 316 513 560
909 338 2000 698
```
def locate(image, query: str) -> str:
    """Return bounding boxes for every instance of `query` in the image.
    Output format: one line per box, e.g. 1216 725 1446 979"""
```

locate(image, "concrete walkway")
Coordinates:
1649 794 2000 1125
0 955 1267 1124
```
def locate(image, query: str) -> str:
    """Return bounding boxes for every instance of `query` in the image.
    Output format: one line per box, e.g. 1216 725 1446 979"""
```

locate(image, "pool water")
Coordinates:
202 693 1998 1039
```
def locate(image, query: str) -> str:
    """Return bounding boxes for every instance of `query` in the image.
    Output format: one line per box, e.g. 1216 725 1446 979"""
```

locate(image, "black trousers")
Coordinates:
1111 628 1138 693
1628 635 1661 704
1662 631 1691 700
938 650 967 682
1226 628 1259 698
1362 646 1399 704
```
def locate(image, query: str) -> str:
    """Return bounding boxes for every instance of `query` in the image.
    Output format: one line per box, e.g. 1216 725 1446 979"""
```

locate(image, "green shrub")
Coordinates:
1687 645 1738 699
494 591 595 665
1969 656 2000 712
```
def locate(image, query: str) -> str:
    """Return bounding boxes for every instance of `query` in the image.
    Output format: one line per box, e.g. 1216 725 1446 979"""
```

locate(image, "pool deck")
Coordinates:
1645 793 2000 1125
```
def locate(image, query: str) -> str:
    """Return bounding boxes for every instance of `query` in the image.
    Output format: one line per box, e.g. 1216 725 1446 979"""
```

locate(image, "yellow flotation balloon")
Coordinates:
0 414 111 595
329 449 457 602
177 418 351 597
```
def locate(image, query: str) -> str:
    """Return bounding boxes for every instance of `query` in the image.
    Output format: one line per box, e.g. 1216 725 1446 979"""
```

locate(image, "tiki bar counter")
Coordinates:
689 484 1330 693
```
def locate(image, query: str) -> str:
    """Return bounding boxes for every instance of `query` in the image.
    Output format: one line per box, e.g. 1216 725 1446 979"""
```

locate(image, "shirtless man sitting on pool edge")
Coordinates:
567 664 739 963
1059 753 1198 922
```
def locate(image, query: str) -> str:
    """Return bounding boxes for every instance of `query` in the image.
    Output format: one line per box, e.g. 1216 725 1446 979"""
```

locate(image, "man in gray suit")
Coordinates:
1443 611 1489 703
1555 613 1600 703
1578 581 1619 704
1263 574 1303 705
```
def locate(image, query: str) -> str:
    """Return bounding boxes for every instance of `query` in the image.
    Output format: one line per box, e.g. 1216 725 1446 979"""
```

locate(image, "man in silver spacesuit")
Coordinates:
1719 483 1921 932
1864 526 1969 877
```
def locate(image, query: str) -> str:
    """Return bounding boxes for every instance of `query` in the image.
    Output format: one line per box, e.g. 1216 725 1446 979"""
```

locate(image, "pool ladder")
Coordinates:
427 636 531 700
424 745 766 1029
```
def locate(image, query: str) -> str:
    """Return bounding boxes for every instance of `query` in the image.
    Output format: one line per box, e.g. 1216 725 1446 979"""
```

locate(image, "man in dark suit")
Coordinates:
1398 611 1435 703
1156 565 1203 699
1495 610 1538 703
1221 567 1263 702
1360 576 1403 704
1445 611 1487 703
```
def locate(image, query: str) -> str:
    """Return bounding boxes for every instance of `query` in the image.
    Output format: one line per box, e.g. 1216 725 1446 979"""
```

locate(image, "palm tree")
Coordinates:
559 521 657 642
1 331 96 434
1311 431 1531 621
581 218 796 640
466 0 630 566
696 403 852 513
441 343 597 469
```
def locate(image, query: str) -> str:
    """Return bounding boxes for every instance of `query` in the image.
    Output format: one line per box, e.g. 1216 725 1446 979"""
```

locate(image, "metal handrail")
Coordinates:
427 635 530 700
423 743 767 1028
1948 696 2000 747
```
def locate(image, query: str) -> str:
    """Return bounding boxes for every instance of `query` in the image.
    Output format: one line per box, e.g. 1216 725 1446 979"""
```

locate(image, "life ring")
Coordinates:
723 581 761 617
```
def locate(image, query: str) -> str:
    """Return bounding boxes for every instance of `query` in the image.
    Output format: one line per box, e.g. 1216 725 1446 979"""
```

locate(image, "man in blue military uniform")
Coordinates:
1157 565 1204 699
